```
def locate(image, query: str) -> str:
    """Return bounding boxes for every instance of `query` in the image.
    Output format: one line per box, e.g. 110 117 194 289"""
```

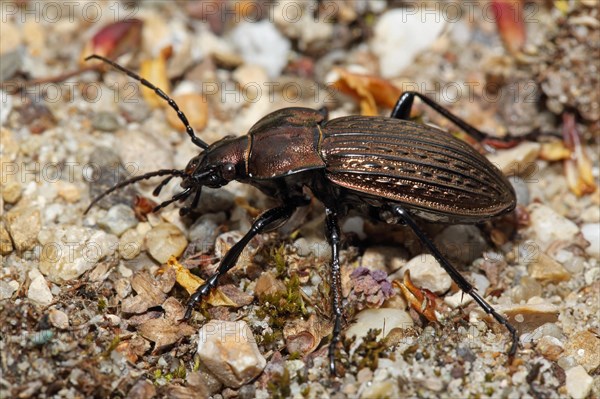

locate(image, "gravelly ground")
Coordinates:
1 1 599 399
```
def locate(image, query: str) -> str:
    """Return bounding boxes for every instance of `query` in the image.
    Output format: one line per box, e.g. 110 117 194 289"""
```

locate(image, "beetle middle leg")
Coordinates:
324 207 344 376
183 196 309 320
391 205 519 356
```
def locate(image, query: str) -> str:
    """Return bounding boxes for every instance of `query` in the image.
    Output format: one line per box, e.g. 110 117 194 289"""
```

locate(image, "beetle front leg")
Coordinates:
183 197 308 320
324 207 344 376
391 205 519 357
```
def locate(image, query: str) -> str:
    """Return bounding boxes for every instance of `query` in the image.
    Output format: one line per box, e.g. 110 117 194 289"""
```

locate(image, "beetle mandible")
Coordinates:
85 55 518 375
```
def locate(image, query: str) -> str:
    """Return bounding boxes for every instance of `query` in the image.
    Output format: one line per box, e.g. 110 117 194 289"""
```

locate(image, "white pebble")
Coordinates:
402 254 451 294
528 204 579 250
197 320 266 388
231 21 290 78
581 223 599 258
346 308 413 352
565 365 593 399
372 8 446 77
27 270 53 306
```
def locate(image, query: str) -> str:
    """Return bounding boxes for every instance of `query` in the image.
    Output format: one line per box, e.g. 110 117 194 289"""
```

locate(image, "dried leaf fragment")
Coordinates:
394 271 438 322
138 318 195 351
539 140 571 161
283 314 331 356
491 0 526 54
121 268 176 314
139 50 171 108
167 257 238 307
329 67 402 115
562 113 596 196
81 19 143 64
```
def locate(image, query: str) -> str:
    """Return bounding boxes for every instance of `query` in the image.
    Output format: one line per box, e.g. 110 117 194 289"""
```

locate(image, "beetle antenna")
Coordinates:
85 169 185 214
85 54 209 150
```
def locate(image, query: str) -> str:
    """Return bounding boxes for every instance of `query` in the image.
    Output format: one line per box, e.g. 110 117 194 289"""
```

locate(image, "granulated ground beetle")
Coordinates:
86 55 518 375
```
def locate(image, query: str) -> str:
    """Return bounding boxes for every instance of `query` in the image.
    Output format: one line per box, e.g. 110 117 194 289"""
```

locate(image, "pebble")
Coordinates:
341 216 366 240
196 187 235 214
0 90 13 124
536 336 564 361
0 280 18 300
197 320 266 388
2 180 22 204
118 228 144 260
361 246 408 273
497 299 560 333
581 223 600 258
401 254 451 294
188 213 224 245
87 147 136 210
5 205 41 251
145 223 188 264
487 142 541 176
27 269 53 306
564 330 600 373
91 111 120 132
231 20 291 78
511 276 542 304
97 204 138 237
372 8 446 77
38 226 119 282
0 223 13 255
434 225 487 265
528 204 579 250
292 236 331 259
565 365 593 399
116 130 174 177
48 308 69 329
56 182 81 203
345 308 413 351
528 252 571 284
508 176 530 205
165 93 208 132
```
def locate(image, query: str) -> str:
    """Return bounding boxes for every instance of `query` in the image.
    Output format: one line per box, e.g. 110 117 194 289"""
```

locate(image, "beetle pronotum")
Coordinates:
85 54 518 375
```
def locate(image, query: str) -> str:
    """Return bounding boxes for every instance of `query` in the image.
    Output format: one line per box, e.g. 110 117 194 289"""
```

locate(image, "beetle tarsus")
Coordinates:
392 205 519 357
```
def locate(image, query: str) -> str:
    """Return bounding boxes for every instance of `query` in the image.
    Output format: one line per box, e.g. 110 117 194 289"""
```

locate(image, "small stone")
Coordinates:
0 280 18 300
48 308 69 329
581 223 600 258
2 180 22 204
38 226 119 282
565 365 593 399
487 142 541 176
118 229 143 260
509 176 530 205
197 320 266 388
341 216 366 240
359 380 400 399
196 187 235 214
434 225 487 265
528 204 579 250
5 205 41 251
564 330 600 373
537 335 564 361
497 299 560 334
361 246 408 273
401 254 451 294
345 308 413 350
511 276 542 304
189 213 224 247
91 111 119 132
56 182 81 203
145 223 188 264
116 130 174 177
231 20 291 78
0 223 13 255
98 204 138 237
292 236 331 259
528 252 571 284
27 270 53 306
372 8 446 77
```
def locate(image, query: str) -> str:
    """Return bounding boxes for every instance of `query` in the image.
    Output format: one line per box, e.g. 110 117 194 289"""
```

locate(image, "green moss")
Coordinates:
350 328 390 371
102 335 120 357
258 273 307 329
266 368 291 399
97 297 107 312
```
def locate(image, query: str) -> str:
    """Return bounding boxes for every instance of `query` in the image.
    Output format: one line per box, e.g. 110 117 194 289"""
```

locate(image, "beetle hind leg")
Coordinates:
391 205 519 357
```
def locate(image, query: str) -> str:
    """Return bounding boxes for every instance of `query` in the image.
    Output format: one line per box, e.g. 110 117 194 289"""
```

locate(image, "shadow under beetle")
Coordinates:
85 55 519 375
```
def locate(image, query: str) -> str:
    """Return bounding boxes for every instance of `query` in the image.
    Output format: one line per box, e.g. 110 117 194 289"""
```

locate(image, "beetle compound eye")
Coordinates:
222 163 236 181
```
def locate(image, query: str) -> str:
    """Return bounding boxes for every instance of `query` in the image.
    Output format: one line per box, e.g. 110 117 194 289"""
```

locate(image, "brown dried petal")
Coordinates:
138 318 195 351
81 19 143 64
491 0 526 54
283 314 330 356
394 271 438 322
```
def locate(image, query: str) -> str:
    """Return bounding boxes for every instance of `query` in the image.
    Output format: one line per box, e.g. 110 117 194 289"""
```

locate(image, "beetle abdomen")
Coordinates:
321 116 516 222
